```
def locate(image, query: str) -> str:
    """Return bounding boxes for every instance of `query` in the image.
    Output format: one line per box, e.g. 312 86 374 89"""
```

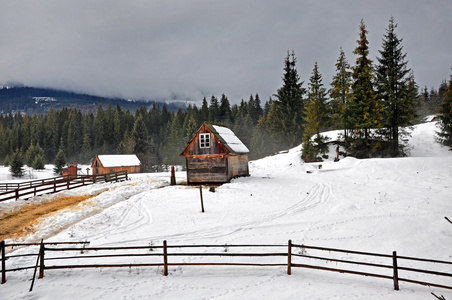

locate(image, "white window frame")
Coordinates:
199 133 211 148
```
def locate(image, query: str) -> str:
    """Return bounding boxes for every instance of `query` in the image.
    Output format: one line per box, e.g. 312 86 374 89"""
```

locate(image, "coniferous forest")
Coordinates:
1 18 451 175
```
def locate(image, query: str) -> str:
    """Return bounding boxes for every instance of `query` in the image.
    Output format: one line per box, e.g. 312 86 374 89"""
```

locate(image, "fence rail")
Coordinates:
1 239 451 292
0 171 128 202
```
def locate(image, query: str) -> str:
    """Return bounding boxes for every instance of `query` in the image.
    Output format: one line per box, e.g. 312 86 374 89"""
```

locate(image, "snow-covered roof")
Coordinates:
210 124 249 154
97 154 141 167
424 115 438 122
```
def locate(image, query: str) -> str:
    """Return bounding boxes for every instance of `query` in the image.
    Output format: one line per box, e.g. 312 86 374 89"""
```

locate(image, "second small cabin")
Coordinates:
91 154 141 175
180 123 249 184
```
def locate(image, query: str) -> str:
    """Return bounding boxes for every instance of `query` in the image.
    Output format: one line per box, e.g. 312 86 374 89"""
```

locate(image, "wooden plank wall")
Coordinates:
186 156 228 183
227 154 249 179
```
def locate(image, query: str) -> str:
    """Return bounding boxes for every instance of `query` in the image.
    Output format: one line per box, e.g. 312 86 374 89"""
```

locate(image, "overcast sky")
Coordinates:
0 0 451 104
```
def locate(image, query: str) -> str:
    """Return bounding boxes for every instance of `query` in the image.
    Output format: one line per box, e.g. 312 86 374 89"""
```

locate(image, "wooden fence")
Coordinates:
0 171 128 202
1 239 451 292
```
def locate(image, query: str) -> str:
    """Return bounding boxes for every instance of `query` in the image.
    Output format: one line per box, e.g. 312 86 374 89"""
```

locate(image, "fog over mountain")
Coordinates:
1 1 451 103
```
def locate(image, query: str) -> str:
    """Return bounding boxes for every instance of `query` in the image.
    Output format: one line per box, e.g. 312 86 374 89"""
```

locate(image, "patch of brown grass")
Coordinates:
0 193 101 241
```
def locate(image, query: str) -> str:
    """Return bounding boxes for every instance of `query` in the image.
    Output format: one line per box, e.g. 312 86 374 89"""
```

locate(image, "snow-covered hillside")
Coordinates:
1 122 451 299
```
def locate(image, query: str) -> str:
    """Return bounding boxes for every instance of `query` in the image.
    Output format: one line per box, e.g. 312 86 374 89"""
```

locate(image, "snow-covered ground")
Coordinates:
1 121 451 299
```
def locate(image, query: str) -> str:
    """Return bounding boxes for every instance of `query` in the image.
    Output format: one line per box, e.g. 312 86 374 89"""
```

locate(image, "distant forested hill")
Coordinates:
0 86 183 114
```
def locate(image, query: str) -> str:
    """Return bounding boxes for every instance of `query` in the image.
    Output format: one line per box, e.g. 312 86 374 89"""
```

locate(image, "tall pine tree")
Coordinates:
53 148 66 175
437 72 452 148
348 19 383 157
9 149 25 177
330 48 352 138
269 51 306 149
302 62 330 162
376 17 417 156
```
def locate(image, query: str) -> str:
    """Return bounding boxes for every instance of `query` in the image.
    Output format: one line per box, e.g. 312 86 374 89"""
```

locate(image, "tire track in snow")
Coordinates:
43 178 166 242
129 183 334 244
88 193 153 241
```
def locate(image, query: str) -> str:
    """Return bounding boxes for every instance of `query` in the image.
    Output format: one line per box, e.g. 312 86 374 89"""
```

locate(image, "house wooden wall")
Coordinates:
91 157 140 175
182 127 227 157
181 124 249 184
186 155 228 183
227 154 249 179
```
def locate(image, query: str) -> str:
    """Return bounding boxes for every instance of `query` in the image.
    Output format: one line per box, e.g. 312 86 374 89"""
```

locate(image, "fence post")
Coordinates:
1 240 6 284
199 186 205 213
15 189 19 201
163 240 168 276
287 240 292 275
392 251 399 290
170 166 176 185
38 240 45 279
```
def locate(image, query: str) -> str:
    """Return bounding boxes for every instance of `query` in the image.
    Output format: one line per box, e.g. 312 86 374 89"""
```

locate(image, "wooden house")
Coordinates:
180 123 249 184
91 154 141 175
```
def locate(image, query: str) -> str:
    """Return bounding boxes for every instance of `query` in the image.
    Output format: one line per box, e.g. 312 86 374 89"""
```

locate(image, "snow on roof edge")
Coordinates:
97 154 141 168
212 124 250 154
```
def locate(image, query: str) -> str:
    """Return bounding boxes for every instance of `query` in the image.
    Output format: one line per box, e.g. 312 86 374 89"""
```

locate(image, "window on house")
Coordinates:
199 133 211 148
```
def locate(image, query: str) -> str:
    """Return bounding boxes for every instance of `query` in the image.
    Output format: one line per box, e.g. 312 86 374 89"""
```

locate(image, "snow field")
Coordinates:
0 121 451 299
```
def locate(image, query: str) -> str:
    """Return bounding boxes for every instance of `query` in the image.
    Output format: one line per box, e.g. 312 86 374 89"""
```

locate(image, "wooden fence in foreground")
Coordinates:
1 240 451 292
0 171 128 202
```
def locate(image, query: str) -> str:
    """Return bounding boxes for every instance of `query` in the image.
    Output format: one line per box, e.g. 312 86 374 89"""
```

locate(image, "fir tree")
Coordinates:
25 143 45 168
302 62 330 162
255 94 264 122
208 95 220 122
219 94 232 125
53 149 66 175
437 72 452 148
184 117 198 144
25 143 36 166
376 17 417 156
132 115 148 154
32 154 45 170
330 48 352 137
269 51 306 149
200 97 209 122
348 19 383 157
9 149 25 177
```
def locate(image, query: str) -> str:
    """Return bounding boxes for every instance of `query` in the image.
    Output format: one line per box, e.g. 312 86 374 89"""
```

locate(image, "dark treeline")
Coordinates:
0 94 275 172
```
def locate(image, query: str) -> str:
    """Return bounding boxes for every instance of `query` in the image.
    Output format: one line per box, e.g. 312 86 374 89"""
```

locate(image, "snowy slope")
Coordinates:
1 122 451 299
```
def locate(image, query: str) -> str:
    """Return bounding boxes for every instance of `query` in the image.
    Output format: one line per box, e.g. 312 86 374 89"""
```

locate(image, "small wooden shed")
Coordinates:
62 164 79 178
91 154 141 175
180 123 249 184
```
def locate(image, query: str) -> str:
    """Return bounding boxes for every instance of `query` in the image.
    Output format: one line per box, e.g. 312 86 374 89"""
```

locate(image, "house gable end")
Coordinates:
180 124 229 157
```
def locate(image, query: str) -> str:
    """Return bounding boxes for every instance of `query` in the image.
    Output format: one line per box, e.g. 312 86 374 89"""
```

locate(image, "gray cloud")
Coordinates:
1 0 451 104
